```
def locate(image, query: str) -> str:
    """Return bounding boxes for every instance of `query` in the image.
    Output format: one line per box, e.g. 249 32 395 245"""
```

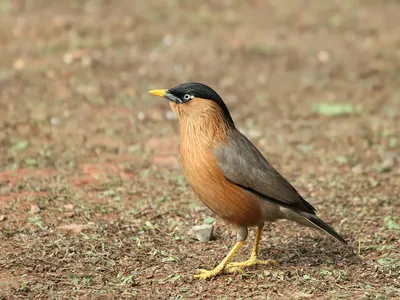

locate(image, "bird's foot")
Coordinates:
194 266 225 280
194 241 245 279
225 256 279 273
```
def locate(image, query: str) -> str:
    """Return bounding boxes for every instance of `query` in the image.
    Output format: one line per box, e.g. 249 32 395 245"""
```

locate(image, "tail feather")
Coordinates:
279 207 348 245
301 213 348 245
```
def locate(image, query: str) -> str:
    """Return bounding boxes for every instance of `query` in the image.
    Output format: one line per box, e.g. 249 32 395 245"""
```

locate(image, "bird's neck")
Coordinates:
171 101 231 148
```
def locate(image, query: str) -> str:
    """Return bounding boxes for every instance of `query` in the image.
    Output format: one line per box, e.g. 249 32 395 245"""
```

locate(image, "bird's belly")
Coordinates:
259 200 283 222
190 179 263 226
181 151 263 226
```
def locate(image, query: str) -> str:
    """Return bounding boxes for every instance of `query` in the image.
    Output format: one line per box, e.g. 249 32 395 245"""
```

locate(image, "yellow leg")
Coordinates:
225 225 278 273
194 241 244 280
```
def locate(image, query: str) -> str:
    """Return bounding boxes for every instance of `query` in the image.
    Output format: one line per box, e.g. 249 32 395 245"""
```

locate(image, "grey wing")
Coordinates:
214 129 316 214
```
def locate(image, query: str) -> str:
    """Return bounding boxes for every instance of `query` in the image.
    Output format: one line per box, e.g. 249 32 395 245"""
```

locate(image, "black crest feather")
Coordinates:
169 82 234 126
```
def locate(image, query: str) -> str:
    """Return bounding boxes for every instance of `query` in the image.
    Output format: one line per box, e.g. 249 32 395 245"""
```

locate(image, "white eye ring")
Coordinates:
183 94 192 101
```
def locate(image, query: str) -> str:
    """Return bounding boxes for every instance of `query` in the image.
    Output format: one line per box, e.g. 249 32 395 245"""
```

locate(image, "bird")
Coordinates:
149 82 348 280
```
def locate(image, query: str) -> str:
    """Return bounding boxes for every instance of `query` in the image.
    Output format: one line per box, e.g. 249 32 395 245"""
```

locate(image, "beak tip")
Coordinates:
148 89 167 98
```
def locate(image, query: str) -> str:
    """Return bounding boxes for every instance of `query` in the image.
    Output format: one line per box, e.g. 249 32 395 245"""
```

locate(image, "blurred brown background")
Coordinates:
0 0 399 298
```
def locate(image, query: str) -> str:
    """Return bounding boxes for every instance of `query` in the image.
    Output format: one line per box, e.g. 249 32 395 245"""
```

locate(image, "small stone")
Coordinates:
352 165 364 174
380 151 397 172
137 111 145 121
163 34 174 46
318 50 330 62
50 117 60 125
369 197 379 206
81 56 92 67
30 204 41 214
352 197 362 206
292 291 312 299
189 224 214 242
64 212 75 218
64 204 74 210
0 215 6 222
13 58 25 70
63 53 74 64
57 224 91 234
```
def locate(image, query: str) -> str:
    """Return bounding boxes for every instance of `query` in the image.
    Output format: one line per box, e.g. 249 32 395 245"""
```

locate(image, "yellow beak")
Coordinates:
148 89 167 98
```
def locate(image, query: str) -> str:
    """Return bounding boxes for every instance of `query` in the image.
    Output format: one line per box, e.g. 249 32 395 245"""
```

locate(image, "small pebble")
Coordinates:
63 53 74 64
369 197 379 206
352 165 364 174
352 197 362 206
81 56 92 67
318 50 330 62
57 224 91 234
189 224 214 242
380 151 397 171
137 111 145 121
163 34 174 46
30 204 41 214
13 58 25 70
64 204 74 210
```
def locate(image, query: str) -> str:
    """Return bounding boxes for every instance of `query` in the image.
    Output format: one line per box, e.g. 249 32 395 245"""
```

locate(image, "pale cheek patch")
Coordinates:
169 102 183 118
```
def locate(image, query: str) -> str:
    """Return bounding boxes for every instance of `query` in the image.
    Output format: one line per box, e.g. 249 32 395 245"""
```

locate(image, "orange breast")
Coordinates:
171 98 263 226
179 132 263 227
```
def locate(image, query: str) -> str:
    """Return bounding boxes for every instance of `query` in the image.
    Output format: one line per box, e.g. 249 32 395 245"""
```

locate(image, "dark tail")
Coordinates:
301 212 348 245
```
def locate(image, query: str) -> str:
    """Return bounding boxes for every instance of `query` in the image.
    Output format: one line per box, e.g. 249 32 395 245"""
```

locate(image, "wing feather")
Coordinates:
213 129 316 214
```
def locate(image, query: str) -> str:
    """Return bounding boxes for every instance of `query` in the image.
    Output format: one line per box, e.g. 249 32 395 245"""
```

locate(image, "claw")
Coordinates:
225 257 279 273
224 266 244 274
194 268 224 280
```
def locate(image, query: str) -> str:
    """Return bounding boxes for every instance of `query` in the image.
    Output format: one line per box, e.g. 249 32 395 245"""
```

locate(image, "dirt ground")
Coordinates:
0 0 399 299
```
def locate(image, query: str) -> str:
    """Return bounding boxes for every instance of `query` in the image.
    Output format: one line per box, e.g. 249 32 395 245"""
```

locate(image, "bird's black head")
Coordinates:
168 82 223 104
149 82 234 126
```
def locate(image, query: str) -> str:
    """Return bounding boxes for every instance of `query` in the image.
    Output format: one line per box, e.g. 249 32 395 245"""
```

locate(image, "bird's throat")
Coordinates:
170 100 231 145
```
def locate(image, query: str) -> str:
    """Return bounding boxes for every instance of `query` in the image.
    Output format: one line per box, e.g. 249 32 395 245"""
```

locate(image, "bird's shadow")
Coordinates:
259 236 360 268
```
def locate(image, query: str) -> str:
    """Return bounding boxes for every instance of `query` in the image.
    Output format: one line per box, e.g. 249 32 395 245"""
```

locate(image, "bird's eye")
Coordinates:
183 94 192 101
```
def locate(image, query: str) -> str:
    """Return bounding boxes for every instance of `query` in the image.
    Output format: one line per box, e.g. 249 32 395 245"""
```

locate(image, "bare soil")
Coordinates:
0 0 399 299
